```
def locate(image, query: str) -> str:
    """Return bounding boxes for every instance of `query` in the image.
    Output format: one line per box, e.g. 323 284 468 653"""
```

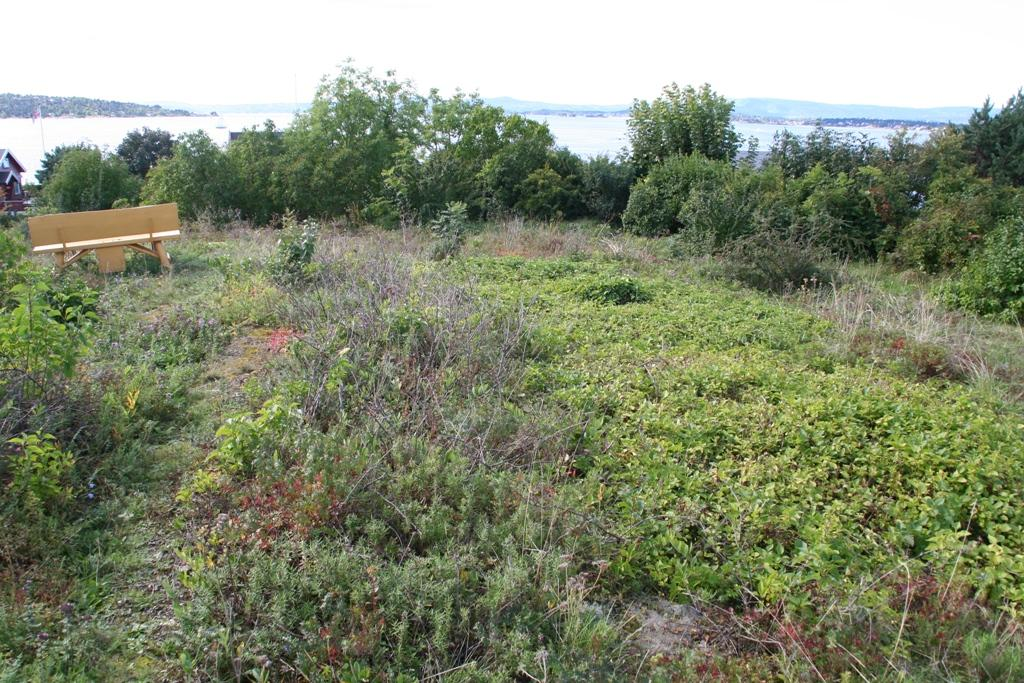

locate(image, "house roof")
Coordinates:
0 149 26 174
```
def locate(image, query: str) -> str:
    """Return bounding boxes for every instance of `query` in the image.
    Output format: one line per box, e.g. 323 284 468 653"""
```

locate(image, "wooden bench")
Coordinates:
28 203 181 273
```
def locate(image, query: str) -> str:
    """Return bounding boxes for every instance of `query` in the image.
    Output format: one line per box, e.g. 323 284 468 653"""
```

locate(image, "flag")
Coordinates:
32 107 41 123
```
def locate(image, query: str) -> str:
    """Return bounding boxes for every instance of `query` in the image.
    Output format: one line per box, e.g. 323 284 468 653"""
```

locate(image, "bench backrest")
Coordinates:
28 203 180 248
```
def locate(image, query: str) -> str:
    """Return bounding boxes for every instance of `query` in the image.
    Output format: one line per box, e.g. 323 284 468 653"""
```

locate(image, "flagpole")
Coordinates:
39 112 47 154
35 107 47 154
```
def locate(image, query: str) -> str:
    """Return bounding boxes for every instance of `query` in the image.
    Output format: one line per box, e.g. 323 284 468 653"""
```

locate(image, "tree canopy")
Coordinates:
628 83 740 173
116 128 175 177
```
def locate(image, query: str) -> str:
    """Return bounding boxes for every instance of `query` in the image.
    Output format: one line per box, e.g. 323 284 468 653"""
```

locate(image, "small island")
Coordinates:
0 93 193 118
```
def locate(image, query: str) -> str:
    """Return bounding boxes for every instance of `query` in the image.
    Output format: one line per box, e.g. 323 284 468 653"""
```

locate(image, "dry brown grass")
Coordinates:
796 264 1024 402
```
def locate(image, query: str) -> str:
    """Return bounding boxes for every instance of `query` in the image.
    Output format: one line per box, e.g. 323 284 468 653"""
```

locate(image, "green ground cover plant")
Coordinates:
2 219 1024 680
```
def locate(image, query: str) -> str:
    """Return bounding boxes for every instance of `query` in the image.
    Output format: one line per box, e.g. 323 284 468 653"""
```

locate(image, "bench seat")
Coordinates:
31 229 182 254
27 203 181 273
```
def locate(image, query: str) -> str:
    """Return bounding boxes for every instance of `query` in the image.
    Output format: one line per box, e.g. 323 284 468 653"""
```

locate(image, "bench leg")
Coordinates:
53 252 65 269
96 247 127 274
153 241 171 270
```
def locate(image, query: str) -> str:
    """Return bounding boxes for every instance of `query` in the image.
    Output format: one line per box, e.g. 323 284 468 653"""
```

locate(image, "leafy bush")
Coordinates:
428 200 469 260
895 167 1022 272
225 121 288 225
34 143 93 186
142 131 239 222
4 432 75 514
622 154 732 236
0 228 27 307
41 147 140 212
577 275 653 305
768 125 882 178
579 155 635 224
628 82 740 172
516 165 578 219
718 231 836 294
786 163 885 258
675 165 786 253
941 216 1024 321
283 64 428 218
0 279 93 381
268 214 319 284
478 115 556 214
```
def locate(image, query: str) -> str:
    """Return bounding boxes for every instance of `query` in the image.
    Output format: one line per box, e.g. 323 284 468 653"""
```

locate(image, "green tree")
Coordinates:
478 115 555 213
116 128 175 177
628 83 740 173
35 143 92 186
964 89 1024 186
767 125 882 178
283 63 427 217
226 121 288 225
141 131 239 221
385 93 561 220
578 155 635 224
42 148 140 212
384 92 503 219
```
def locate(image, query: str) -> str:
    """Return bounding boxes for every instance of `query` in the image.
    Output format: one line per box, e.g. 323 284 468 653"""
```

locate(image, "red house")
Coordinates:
1 148 27 213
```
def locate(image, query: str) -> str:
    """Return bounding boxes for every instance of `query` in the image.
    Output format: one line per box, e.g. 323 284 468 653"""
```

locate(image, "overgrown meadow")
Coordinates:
1 214 1024 681
3 64 1024 681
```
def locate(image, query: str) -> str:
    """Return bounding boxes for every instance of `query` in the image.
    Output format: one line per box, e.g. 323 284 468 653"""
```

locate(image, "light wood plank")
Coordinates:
28 204 180 247
96 247 126 274
32 230 181 254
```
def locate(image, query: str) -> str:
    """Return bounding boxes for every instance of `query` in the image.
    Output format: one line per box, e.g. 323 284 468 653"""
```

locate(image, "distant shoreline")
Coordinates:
527 110 948 129
0 93 193 119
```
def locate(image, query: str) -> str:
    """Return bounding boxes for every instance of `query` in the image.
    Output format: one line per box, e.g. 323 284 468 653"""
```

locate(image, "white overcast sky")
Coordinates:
11 0 1023 108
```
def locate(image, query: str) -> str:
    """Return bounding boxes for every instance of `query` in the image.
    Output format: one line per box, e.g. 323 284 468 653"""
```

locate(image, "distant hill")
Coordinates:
733 98 975 124
482 97 629 115
129 95 977 126
153 101 312 115
478 96 976 125
0 93 193 118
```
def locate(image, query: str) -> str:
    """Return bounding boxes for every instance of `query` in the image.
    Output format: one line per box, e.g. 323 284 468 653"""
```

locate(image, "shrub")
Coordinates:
768 125 882 178
628 82 740 172
0 279 92 381
141 131 239 222
577 275 653 305
478 116 556 214
787 163 884 258
622 154 731 236
226 121 288 225
719 231 836 294
675 166 784 253
4 432 75 514
116 127 175 178
282 64 428 218
941 216 1024 321
579 155 635 224
517 165 577 219
0 228 27 307
41 147 140 212
428 201 469 260
895 167 1022 273
268 214 319 284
